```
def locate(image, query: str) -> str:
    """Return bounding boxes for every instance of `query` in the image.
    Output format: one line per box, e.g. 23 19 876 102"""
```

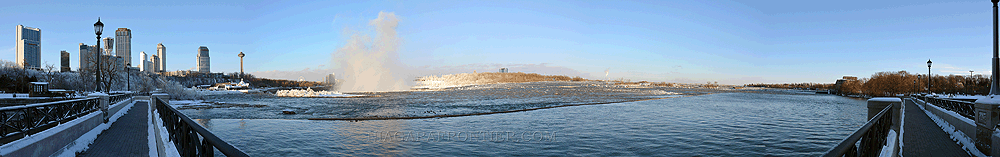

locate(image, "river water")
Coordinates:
183 86 867 156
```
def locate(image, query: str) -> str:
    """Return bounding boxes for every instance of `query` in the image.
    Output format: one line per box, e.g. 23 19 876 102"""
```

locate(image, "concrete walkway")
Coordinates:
77 102 149 157
902 98 969 157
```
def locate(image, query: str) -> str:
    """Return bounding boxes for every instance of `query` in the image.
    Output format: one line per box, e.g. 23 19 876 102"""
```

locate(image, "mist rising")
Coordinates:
333 11 409 92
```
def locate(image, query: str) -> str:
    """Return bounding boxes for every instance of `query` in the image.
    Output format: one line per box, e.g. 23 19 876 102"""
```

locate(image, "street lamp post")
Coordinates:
971 70 976 94
975 1 1000 154
928 59 932 94
993 0 1000 95
94 18 104 92
126 63 130 91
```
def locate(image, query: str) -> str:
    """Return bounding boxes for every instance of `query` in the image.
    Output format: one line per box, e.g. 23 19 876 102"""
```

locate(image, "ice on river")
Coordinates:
274 88 364 98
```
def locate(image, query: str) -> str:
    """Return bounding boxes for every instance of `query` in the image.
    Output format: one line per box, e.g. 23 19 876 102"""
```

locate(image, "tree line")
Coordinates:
745 83 834 90
747 71 991 97
835 71 989 97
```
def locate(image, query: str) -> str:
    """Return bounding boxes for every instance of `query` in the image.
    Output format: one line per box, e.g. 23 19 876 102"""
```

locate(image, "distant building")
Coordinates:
140 51 153 72
197 46 210 73
499 68 508 73
139 51 146 71
128 66 140 73
102 37 114 56
833 76 859 95
152 54 160 72
115 28 131 65
16 25 41 69
157 43 166 72
163 70 196 77
60 51 70 72
79 43 98 71
161 70 224 78
325 73 337 85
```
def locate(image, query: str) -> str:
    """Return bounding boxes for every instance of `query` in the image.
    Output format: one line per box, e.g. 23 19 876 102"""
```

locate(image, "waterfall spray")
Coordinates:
333 11 409 92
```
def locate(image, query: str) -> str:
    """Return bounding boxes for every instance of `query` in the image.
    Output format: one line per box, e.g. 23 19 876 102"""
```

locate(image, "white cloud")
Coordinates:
932 63 988 76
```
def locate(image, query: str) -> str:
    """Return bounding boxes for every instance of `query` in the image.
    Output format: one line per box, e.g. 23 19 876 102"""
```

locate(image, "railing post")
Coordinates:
975 96 1000 154
867 97 901 157
88 93 110 123
151 93 170 111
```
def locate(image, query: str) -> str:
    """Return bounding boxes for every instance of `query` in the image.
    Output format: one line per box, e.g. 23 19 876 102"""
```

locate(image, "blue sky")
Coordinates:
0 0 995 84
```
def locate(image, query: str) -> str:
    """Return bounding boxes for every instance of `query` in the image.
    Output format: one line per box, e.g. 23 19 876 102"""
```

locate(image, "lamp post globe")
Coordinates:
94 18 103 36
94 18 104 92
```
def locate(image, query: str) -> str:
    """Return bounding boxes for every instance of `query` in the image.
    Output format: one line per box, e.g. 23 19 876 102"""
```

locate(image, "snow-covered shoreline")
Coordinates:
274 88 365 98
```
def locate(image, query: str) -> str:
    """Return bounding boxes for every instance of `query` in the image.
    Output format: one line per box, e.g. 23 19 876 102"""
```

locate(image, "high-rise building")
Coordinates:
16 25 41 69
157 43 166 72
61 51 70 72
140 51 150 72
197 46 210 73
115 28 131 65
102 37 113 56
79 43 98 71
152 54 160 72
325 73 337 85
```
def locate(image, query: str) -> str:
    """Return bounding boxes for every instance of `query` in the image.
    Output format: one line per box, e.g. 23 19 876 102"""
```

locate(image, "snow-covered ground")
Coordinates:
169 99 203 105
274 88 364 98
194 89 243 95
151 103 180 157
879 130 897 157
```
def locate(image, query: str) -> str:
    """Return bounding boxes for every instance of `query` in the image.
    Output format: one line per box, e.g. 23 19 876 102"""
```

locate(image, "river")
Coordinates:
178 85 867 156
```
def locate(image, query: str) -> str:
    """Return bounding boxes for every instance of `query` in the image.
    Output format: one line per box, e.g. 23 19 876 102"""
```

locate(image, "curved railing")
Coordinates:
825 103 895 157
154 97 249 157
913 95 974 119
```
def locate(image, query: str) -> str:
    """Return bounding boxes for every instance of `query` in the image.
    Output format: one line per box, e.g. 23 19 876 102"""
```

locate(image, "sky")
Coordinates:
0 0 996 85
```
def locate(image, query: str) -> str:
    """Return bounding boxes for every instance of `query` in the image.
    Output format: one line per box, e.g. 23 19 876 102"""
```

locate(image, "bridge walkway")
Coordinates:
77 101 149 157
901 98 969 157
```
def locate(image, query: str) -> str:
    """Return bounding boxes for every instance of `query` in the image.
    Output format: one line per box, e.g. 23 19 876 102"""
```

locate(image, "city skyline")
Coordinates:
1 0 998 85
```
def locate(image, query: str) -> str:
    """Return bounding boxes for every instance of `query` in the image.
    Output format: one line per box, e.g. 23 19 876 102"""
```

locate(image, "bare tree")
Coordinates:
43 62 56 82
99 56 125 91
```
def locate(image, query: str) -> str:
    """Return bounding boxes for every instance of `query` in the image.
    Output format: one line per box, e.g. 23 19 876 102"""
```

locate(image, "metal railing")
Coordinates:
913 95 975 119
110 93 134 105
0 97 99 145
0 93 134 145
825 103 895 157
154 97 249 157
